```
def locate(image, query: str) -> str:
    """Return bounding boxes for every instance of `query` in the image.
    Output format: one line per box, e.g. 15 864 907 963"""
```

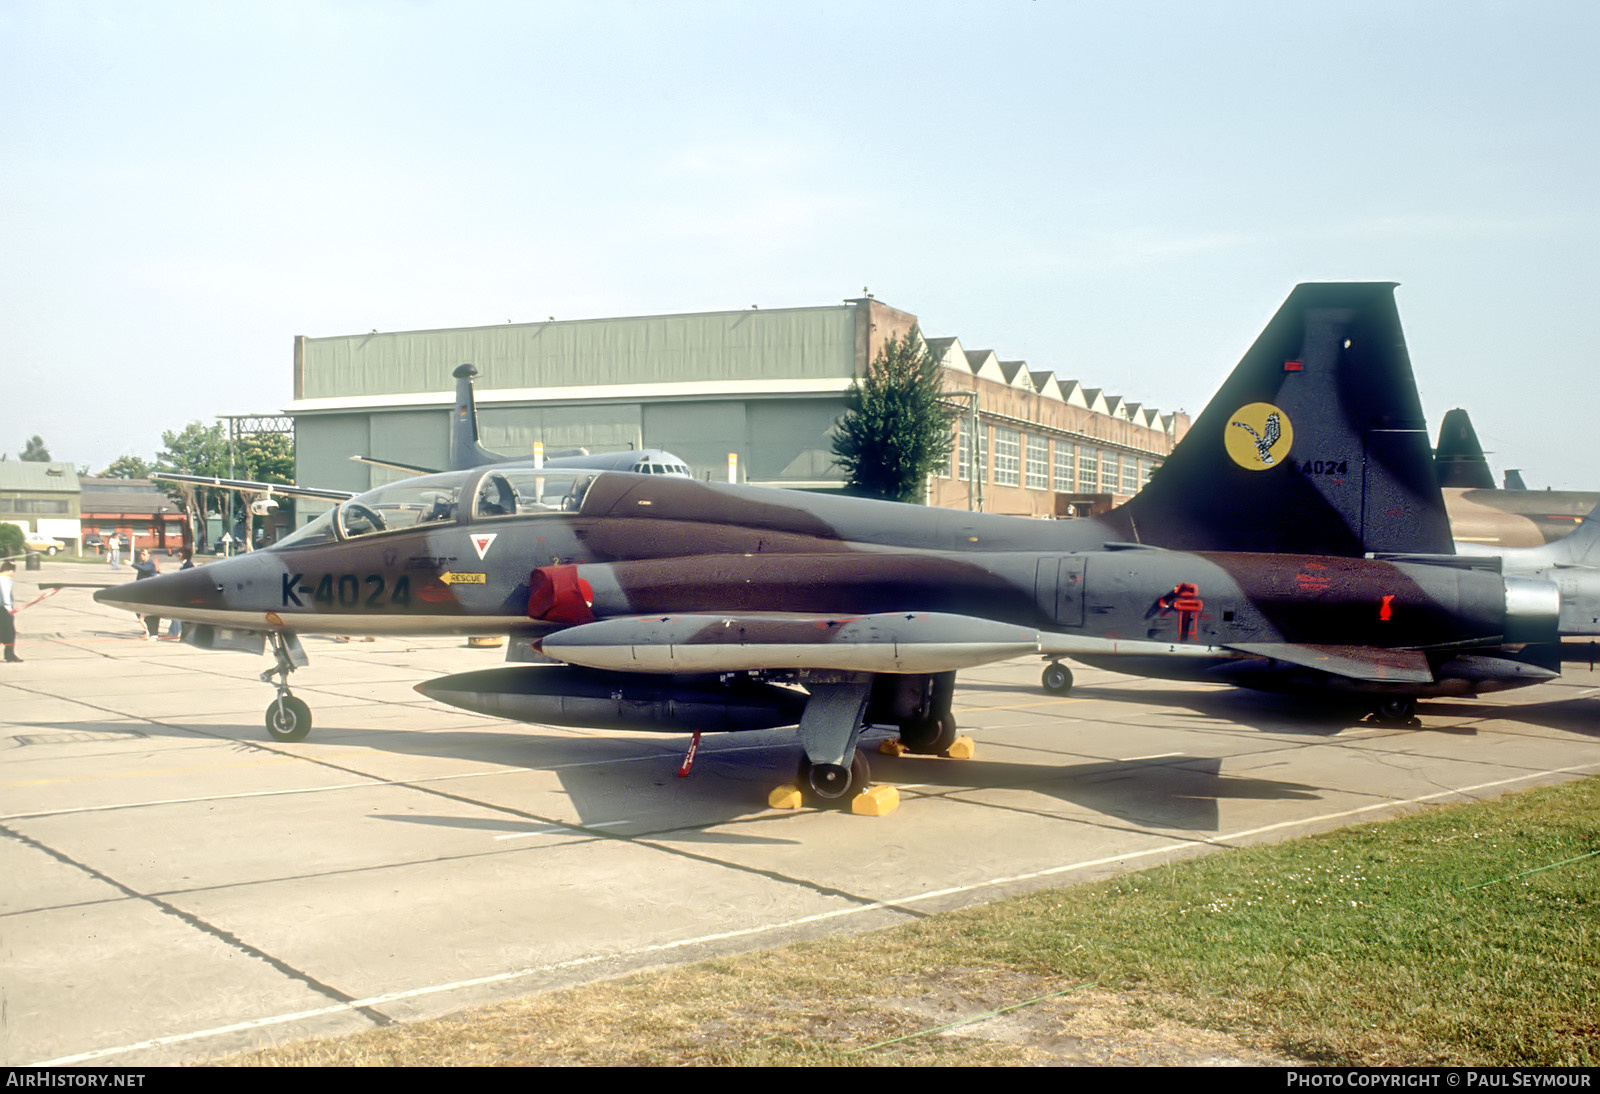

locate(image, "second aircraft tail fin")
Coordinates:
451 363 516 471
1434 407 1498 490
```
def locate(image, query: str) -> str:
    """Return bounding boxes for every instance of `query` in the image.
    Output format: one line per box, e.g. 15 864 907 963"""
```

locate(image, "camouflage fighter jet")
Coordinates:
1434 407 1598 547
95 284 1569 813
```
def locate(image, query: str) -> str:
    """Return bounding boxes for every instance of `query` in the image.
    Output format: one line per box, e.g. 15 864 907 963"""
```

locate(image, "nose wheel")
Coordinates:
260 632 313 742
266 694 312 742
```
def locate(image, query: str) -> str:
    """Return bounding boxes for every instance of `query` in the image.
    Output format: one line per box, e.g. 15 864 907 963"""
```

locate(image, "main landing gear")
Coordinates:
1041 660 1074 694
878 670 972 759
769 672 974 816
768 675 899 816
261 632 312 742
1369 696 1418 725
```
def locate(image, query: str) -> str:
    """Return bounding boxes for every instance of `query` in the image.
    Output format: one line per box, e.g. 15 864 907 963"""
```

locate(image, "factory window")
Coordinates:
1122 456 1140 495
1053 442 1074 492
1025 435 1049 490
994 428 1020 486
1078 447 1099 493
957 423 972 482
1101 452 1119 494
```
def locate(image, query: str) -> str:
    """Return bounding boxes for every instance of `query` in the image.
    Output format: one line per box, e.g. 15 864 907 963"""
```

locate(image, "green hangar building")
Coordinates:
285 296 1185 522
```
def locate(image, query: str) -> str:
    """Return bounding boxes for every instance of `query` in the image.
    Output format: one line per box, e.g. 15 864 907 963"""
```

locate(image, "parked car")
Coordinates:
82 533 104 550
24 532 66 556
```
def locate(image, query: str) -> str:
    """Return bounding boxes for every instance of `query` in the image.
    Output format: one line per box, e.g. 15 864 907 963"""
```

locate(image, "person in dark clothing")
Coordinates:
166 551 193 637
132 549 161 640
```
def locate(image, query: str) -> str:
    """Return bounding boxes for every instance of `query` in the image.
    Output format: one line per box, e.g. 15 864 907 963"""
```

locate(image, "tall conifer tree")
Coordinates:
832 328 954 503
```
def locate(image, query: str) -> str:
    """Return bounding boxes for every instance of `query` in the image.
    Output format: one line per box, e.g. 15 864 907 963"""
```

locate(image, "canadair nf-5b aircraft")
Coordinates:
97 284 1581 814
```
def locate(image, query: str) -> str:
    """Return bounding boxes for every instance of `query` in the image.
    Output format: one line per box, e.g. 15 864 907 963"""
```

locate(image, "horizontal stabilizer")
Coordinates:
1370 553 1502 573
349 455 438 476
150 472 352 502
540 612 1040 674
1225 642 1434 683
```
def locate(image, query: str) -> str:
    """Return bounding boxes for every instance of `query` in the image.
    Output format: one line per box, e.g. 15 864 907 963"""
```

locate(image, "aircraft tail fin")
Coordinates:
451 363 515 471
1503 469 1527 491
1108 283 1452 556
1434 408 1497 489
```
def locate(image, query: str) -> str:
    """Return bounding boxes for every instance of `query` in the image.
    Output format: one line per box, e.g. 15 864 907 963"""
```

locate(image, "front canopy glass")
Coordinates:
271 469 602 548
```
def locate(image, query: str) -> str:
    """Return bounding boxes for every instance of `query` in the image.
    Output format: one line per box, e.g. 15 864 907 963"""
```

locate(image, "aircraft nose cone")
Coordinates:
93 582 143 610
93 568 210 615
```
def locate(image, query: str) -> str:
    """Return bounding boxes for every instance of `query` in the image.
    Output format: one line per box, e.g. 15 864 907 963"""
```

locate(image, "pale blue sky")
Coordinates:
3 1 1596 487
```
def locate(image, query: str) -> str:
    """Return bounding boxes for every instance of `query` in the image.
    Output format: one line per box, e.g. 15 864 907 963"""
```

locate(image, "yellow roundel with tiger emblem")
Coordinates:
1225 402 1293 471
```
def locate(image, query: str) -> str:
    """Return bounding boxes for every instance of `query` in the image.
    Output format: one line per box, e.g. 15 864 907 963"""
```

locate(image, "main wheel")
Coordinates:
1041 662 1074 694
799 750 871 807
266 695 312 742
1371 697 1416 724
898 712 959 755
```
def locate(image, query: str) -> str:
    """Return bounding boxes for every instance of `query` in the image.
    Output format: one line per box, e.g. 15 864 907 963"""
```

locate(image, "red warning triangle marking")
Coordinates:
470 533 497 560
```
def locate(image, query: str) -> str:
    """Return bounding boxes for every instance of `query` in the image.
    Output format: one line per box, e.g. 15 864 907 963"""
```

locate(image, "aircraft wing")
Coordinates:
539 612 1041 674
1223 642 1434 683
150 472 353 502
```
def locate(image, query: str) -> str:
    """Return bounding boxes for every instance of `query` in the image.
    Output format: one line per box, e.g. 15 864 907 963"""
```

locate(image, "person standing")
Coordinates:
132 548 161 640
0 560 20 662
166 550 193 638
108 534 121 569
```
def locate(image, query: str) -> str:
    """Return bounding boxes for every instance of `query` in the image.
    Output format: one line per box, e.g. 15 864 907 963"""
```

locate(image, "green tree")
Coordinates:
20 435 50 462
97 455 153 479
157 422 230 548
0 522 23 559
831 328 955 503
237 431 294 485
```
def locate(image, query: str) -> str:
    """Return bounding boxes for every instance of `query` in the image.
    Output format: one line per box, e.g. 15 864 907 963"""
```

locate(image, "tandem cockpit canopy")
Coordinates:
270 468 601 549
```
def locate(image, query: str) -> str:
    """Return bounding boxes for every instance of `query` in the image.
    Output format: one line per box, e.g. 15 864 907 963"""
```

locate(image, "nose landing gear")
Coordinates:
261 632 312 742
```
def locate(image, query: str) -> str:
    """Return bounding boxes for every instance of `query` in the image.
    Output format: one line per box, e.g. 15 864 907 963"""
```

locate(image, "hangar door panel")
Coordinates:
481 404 642 456
369 410 447 481
643 402 748 481
295 415 371 494
745 399 844 481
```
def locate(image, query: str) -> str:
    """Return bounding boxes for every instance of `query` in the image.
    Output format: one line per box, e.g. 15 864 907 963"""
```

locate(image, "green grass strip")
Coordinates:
1456 848 1600 892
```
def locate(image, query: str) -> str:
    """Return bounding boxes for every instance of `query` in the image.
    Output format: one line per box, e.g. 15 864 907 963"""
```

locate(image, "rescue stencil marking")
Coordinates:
1226 402 1293 470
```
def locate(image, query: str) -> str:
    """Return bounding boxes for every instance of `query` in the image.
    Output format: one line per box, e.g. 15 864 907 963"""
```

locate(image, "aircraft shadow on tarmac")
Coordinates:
1404 694 1600 736
871 748 1321 833
1050 683 1386 737
15 701 1327 838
